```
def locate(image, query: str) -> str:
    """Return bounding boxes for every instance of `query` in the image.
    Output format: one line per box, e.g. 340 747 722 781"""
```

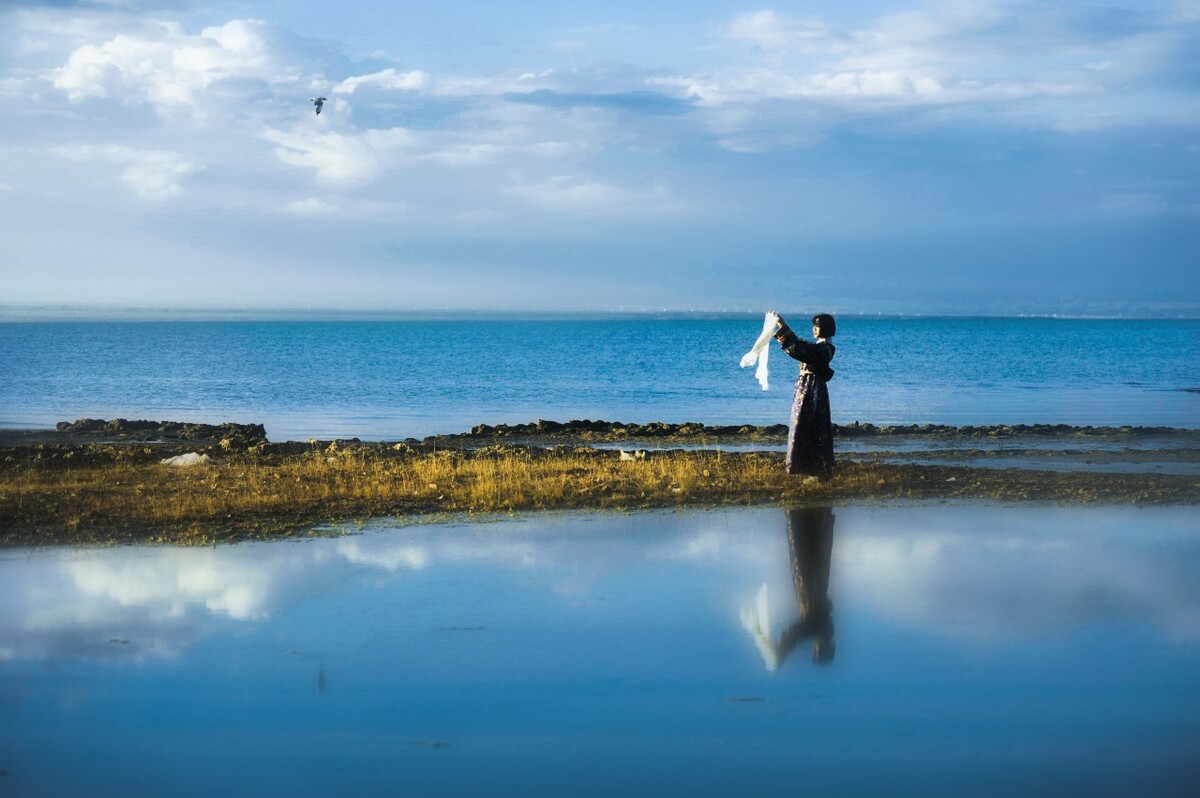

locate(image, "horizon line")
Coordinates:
2 305 1199 322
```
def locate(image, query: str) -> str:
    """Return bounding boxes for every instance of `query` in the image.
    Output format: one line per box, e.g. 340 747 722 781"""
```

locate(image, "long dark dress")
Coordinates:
774 326 835 478
776 506 836 665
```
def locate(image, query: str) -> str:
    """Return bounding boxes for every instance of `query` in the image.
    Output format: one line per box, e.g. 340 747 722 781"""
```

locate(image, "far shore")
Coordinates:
2 418 1198 547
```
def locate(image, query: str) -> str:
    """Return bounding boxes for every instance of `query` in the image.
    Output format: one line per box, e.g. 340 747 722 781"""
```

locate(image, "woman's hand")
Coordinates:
770 311 787 330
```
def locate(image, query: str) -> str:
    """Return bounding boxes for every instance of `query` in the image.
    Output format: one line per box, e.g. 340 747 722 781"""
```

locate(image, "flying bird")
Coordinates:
311 97 327 116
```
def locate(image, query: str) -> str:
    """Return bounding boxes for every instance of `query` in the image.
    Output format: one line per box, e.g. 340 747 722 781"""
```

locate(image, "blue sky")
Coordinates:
1 0 1197 315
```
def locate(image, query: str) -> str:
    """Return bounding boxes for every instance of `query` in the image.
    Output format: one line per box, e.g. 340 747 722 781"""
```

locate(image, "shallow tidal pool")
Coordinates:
2 505 1199 797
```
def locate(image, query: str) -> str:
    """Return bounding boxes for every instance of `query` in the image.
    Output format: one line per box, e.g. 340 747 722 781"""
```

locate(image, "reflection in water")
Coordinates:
3 508 1200 797
784 507 836 665
742 507 836 670
4 507 1200 669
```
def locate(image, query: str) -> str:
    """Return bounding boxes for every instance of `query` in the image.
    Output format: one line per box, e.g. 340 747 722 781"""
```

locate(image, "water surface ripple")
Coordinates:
2 318 1197 438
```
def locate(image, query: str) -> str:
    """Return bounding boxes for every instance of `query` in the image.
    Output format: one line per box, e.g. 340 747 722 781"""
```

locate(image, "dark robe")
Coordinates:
774 326 835 478
776 506 836 665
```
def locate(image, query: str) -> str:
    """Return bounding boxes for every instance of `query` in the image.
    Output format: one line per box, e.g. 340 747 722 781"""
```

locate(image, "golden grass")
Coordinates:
2 445 1197 546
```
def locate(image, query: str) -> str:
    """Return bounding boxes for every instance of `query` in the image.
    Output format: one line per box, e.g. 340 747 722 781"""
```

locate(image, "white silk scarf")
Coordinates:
739 311 779 391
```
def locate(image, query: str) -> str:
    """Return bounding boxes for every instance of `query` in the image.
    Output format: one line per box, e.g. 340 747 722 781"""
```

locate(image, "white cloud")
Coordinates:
61 552 273 622
14 33 52 58
51 143 198 199
2 508 1198 668
840 526 1200 644
285 196 336 215
332 67 430 95
422 139 576 166
51 19 282 116
431 71 565 98
650 67 952 106
727 10 847 53
1 2 1194 311
508 174 684 215
263 126 415 184
0 76 37 97
263 102 584 186
652 0 1183 138
335 540 429 570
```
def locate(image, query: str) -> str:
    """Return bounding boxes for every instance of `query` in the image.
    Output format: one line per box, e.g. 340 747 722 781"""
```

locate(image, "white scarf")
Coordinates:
739 311 779 391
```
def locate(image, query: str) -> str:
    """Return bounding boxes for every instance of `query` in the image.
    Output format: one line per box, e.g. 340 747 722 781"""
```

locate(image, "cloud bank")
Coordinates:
0 0 1196 312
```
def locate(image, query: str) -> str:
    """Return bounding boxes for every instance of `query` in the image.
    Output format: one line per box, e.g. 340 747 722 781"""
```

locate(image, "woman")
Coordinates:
778 506 836 665
773 313 836 478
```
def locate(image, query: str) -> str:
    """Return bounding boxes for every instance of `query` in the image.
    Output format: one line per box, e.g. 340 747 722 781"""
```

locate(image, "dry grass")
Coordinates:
2 444 1198 546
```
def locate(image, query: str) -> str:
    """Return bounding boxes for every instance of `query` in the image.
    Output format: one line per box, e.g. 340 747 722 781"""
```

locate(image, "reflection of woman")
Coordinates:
772 313 836 479
741 506 836 669
778 506 836 665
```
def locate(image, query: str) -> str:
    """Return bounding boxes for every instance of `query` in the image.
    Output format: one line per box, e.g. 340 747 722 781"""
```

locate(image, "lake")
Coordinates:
2 317 1198 439
2 505 1198 797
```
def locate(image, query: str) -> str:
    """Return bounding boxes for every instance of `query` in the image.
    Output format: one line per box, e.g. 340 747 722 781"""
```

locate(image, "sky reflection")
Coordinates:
2 506 1199 797
2 506 1199 665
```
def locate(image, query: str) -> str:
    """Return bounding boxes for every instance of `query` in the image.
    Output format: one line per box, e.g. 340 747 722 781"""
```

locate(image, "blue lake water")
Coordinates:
1 317 1197 438
1 505 1198 797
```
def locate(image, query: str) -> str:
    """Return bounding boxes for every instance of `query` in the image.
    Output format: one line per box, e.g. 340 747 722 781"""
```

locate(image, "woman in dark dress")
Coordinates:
773 313 836 478
777 506 836 665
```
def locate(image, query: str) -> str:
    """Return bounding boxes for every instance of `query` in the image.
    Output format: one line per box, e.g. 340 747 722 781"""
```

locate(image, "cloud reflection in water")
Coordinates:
1 506 1198 667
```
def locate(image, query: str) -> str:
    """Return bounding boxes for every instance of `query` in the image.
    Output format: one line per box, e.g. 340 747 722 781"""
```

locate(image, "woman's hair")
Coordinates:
812 313 836 339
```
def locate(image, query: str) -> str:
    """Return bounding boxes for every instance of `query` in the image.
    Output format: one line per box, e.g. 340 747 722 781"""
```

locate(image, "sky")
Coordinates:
0 0 1197 316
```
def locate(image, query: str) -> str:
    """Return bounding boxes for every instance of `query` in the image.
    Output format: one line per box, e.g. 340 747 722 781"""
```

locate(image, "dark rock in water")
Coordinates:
564 419 608 432
433 418 1200 447
54 418 268 446
57 418 106 433
104 418 159 432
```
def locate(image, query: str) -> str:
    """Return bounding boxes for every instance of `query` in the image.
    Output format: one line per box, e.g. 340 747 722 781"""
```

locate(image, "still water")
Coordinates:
2 506 1199 797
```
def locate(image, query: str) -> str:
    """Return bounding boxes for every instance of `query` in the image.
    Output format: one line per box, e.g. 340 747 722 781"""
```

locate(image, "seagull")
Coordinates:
310 96 327 116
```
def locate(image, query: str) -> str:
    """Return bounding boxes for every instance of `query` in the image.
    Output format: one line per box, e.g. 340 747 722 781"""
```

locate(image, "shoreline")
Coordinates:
6 416 1200 446
2 418 1198 547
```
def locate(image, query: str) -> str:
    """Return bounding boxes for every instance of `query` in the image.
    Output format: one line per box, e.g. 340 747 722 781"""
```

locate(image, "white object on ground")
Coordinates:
739 311 779 391
160 452 212 467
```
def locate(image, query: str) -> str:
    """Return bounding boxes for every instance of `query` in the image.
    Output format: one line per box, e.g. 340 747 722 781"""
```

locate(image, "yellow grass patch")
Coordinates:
2 445 1197 546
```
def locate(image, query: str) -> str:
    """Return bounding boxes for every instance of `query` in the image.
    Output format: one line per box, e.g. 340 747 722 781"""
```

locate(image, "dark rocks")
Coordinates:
56 418 106 433
53 418 268 447
444 419 794 443
437 419 1200 446
37 416 1200 454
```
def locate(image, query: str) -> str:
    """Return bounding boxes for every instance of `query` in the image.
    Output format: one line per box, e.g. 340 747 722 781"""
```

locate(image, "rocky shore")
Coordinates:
2 418 1198 546
457 418 1200 443
6 415 1197 452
